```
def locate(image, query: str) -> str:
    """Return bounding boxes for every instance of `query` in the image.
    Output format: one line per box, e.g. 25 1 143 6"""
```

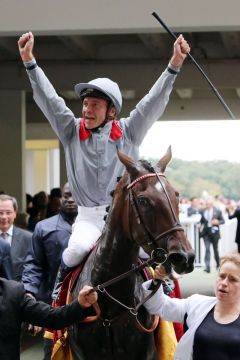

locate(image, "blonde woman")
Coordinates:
143 253 240 360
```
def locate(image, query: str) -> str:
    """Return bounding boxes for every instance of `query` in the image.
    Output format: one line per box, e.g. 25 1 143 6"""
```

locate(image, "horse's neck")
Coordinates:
91 228 139 316
92 229 139 286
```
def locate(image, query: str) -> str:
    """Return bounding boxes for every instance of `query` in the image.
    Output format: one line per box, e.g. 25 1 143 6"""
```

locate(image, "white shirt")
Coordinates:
0 224 13 245
204 208 213 226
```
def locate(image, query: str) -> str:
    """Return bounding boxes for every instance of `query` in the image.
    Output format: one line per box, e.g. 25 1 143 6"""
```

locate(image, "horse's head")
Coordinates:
116 146 195 275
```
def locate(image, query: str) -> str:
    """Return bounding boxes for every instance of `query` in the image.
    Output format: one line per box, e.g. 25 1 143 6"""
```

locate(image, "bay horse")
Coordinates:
69 147 195 360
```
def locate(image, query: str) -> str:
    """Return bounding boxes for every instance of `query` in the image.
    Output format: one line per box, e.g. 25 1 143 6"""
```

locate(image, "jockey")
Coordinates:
18 32 190 270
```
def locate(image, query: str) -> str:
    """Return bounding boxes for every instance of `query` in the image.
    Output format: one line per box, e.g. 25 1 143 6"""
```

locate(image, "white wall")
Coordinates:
1 0 240 35
25 139 60 196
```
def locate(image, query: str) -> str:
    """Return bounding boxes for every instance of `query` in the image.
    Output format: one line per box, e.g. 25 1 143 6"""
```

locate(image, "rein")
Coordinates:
83 248 167 333
87 249 167 332
81 248 167 331
91 248 167 293
84 170 183 332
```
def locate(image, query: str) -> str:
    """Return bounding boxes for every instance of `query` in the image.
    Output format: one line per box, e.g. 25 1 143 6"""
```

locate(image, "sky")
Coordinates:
139 120 240 163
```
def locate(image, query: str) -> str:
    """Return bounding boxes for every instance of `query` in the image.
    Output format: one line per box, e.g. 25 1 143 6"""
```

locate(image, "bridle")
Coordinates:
127 170 184 250
78 170 185 332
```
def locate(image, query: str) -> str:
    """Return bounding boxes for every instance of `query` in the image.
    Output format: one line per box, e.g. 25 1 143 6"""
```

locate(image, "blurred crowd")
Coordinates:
179 194 240 220
4 188 239 233
179 193 240 269
12 188 62 232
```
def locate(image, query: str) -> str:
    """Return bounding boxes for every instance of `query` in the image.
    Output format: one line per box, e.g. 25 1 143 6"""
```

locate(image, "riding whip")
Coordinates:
152 11 236 120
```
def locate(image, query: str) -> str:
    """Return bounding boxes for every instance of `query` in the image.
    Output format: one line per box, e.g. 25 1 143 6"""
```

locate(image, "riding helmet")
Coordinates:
75 78 122 115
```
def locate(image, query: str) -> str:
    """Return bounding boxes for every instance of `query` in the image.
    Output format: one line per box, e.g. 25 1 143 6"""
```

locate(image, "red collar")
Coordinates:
79 119 122 141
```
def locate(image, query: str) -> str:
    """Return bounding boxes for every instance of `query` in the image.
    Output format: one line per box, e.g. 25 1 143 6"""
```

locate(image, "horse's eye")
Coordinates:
137 197 149 207
175 191 180 197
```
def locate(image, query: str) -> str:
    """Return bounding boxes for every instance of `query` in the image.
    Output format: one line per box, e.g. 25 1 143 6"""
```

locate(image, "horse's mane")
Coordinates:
139 159 155 172
111 159 156 201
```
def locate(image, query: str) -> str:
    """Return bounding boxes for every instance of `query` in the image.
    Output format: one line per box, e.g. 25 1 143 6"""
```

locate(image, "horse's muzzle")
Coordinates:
168 251 195 274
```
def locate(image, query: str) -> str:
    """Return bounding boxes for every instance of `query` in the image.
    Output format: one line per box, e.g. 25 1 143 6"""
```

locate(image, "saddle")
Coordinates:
47 257 182 360
45 266 80 360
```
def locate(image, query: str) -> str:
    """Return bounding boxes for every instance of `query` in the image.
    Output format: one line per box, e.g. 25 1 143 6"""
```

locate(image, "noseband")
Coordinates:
78 171 184 333
127 171 184 249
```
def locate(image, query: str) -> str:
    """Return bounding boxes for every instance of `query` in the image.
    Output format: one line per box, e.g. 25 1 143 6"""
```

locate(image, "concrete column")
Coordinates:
0 91 26 211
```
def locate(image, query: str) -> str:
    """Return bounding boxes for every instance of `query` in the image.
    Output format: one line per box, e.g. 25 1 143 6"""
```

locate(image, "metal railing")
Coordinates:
180 214 237 266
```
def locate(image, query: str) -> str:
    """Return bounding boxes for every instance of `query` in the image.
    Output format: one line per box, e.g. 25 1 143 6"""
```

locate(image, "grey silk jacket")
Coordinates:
25 60 178 207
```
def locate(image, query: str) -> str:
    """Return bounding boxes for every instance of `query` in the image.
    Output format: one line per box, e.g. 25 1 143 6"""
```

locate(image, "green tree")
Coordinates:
145 157 240 200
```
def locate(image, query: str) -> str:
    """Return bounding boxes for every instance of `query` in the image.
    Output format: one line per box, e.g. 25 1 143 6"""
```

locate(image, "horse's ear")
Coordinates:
156 146 172 173
117 148 139 178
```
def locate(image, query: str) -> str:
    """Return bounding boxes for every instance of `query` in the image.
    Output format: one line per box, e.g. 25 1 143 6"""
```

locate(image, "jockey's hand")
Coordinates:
28 324 42 336
18 32 34 62
154 264 167 281
78 285 98 308
170 34 190 68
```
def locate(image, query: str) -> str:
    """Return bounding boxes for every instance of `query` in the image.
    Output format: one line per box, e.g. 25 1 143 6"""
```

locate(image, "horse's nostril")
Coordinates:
189 253 195 264
168 252 187 266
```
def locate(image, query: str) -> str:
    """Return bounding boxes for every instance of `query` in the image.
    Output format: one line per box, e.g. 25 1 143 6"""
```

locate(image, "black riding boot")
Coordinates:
52 264 71 300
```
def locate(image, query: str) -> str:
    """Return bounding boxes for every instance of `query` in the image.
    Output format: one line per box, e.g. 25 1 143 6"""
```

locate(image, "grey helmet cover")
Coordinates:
75 78 122 115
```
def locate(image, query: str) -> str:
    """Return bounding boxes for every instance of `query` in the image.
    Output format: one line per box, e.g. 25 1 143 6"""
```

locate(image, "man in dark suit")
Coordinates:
22 183 77 304
0 237 13 279
22 183 78 360
0 194 32 281
187 197 200 217
200 198 225 273
227 205 240 253
0 277 97 360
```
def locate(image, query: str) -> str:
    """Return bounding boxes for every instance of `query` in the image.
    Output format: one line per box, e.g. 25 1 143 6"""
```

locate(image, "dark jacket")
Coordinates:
200 207 225 240
22 213 74 303
0 238 13 279
11 226 32 281
187 206 200 217
0 278 90 360
228 209 240 244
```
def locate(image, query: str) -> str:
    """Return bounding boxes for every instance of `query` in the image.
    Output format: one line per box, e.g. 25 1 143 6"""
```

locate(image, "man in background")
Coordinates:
0 237 13 279
0 194 32 281
187 197 200 217
22 183 78 359
200 198 225 273
227 202 240 253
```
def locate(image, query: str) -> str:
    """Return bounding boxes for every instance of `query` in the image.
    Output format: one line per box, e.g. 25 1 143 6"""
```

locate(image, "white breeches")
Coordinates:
62 205 107 268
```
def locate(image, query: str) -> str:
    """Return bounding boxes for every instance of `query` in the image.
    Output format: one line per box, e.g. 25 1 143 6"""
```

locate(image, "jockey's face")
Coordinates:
82 97 116 129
